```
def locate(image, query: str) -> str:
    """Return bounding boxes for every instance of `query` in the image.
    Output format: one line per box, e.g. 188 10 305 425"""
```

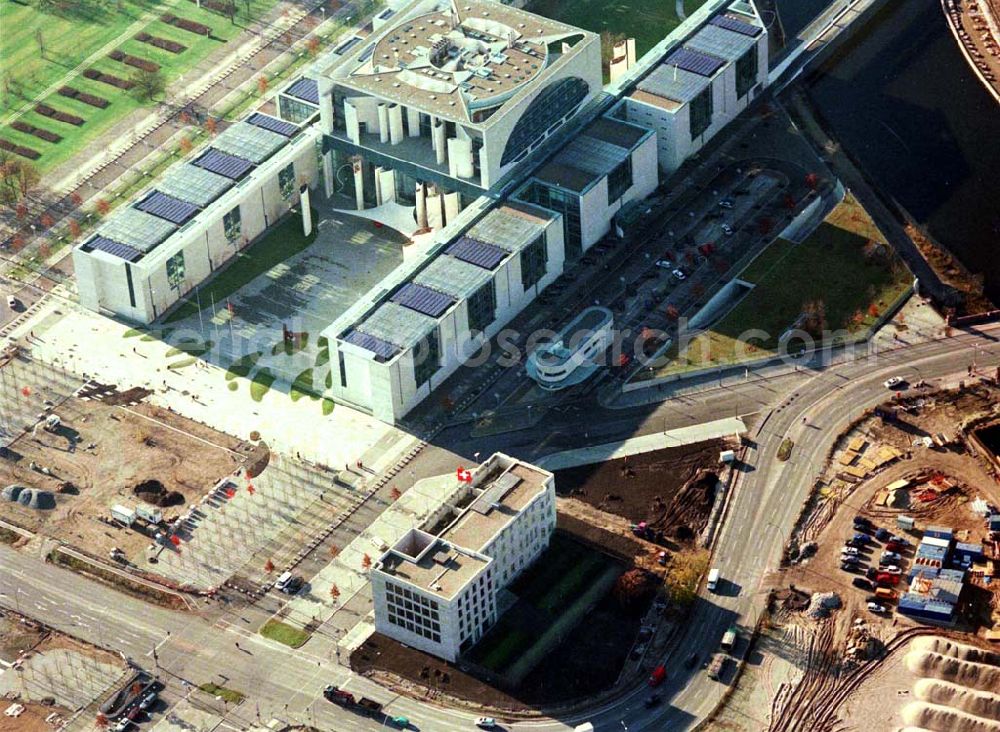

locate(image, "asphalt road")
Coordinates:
4 325 999 732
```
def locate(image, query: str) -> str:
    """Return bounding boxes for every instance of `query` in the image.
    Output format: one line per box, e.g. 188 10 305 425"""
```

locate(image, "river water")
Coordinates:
794 0 1000 302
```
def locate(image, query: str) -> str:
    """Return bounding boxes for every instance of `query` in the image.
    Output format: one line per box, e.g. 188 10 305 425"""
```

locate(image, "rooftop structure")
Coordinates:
372 454 556 661
527 305 614 390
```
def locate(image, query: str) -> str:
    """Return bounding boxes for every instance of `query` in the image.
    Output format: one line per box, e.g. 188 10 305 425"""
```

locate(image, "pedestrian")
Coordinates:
235 641 240 649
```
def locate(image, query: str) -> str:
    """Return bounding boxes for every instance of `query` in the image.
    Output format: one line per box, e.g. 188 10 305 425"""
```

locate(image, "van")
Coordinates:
6 295 18 310
707 568 720 592
274 571 293 591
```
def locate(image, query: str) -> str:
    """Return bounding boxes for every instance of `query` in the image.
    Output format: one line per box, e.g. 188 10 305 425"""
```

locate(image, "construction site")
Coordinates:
350 437 733 712
714 381 1000 732
0 610 128 732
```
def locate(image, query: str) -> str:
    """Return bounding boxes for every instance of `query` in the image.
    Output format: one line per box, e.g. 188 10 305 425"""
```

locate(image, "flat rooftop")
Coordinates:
322 0 592 125
380 539 489 600
440 461 549 553
536 116 648 193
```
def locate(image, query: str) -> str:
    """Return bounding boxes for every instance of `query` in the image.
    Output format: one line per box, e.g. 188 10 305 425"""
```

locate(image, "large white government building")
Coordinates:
371 453 556 661
311 0 603 227
70 0 771 424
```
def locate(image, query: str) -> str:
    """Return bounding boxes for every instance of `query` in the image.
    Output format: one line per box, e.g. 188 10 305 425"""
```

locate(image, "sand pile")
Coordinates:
906 650 1000 693
914 678 1000 721
900 701 1000 732
910 637 1000 667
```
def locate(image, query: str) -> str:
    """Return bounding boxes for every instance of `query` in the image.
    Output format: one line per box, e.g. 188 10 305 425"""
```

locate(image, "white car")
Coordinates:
655 259 673 270
475 719 497 730
718 199 734 209
884 376 904 389
6 295 17 310
113 719 133 732
672 268 687 281
721 224 734 236
882 565 902 575
841 547 859 556
867 602 886 614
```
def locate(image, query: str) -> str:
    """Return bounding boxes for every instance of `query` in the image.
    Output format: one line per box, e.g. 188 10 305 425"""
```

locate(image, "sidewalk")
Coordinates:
536 416 746 471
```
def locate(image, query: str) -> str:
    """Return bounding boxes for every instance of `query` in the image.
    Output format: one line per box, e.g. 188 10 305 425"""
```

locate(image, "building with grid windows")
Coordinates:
324 201 564 422
514 115 658 257
614 1 768 175
73 115 320 324
309 0 601 229
371 453 556 661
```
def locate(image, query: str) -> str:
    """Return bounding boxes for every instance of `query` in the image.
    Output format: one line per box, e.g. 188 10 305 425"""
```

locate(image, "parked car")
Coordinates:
719 199 734 209
867 602 887 614
883 376 904 389
853 533 872 544
854 515 872 528
138 691 157 711
721 224 734 236
672 268 687 281
649 665 667 687
852 577 873 591
6 295 19 311
875 528 892 542
841 554 861 565
841 547 859 556
880 552 902 565
113 719 132 732
655 259 673 269
886 542 906 553
866 566 879 580
644 694 662 709
882 565 903 575
874 587 897 602
876 573 900 587
841 561 860 572
844 538 864 549
889 535 911 546
475 718 497 729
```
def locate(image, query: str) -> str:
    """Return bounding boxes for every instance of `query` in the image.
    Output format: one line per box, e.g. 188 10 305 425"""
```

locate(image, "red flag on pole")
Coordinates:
247 484 255 495
21 386 31 397
456 467 472 483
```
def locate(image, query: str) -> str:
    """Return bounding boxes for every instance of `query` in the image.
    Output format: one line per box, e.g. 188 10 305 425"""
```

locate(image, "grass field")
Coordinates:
652 194 912 375
259 619 310 648
527 0 709 59
469 533 621 675
164 208 317 323
0 0 278 172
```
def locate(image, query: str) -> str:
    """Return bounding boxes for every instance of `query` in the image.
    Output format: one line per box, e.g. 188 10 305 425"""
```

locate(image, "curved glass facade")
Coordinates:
500 77 589 167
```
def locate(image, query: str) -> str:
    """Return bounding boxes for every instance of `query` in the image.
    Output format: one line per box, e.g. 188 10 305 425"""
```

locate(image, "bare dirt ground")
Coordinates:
351 522 657 712
0 363 254 563
0 611 45 663
554 439 728 543
720 384 1000 732
0 701 63 732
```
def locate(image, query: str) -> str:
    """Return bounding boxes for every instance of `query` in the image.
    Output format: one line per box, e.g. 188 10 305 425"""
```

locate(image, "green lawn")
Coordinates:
650 195 912 375
259 619 310 648
197 682 245 704
470 533 622 675
164 209 317 323
527 0 709 58
0 0 279 172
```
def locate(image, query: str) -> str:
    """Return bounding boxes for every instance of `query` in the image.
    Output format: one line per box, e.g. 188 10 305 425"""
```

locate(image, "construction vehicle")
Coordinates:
721 626 738 653
707 653 727 680
322 686 385 717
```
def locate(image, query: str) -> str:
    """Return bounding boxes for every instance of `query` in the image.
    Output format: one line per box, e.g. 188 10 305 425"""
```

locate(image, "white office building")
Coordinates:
311 0 602 227
371 453 556 661
514 115 659 259
616 1 768 175
74 115 320 324
325 201 564 422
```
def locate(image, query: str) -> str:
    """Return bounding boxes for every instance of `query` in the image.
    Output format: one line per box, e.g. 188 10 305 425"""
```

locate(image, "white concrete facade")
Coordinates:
312 0 602 222
325 202 564 423
619 3 769 175
74 127 320 324
371 454 556 661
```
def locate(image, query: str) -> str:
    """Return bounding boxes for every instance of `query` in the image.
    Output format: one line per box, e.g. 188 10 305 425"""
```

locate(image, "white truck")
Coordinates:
707 567 721 592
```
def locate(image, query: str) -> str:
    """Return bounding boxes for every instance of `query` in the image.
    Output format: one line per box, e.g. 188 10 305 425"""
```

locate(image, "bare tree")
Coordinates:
130 68 165 102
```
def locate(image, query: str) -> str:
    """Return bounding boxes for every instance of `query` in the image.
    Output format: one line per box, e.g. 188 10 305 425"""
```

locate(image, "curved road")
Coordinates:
2 326 999 732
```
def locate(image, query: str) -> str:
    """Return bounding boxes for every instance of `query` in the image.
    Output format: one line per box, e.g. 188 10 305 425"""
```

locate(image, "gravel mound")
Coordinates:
807 591 841 618
901 701 1000 732
15 488 56 510
911 637 1000 667
914 678 1000 721
906 650 1000 694
2 484 27 502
